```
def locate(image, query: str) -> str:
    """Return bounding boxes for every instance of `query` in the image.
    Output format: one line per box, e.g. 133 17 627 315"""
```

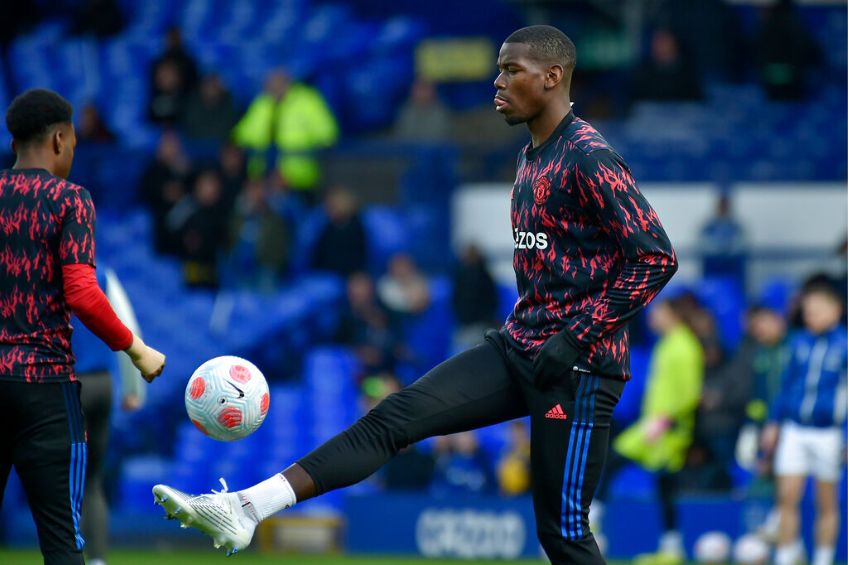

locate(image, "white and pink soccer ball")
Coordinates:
184 356 270 441
694 531 732 563
733 534 770 564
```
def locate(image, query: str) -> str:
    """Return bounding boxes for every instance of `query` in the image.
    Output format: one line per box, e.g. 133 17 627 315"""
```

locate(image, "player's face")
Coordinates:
494 42 548 125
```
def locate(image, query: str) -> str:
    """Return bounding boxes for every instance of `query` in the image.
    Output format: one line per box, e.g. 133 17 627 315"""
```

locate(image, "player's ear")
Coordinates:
545 64 564 90
51 127 63 156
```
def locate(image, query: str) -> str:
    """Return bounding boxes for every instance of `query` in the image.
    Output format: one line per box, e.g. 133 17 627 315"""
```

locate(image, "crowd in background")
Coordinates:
0 0 826 295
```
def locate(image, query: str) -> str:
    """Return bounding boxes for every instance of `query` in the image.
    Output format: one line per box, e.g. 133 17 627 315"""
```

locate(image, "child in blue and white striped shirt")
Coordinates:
762 280 846 565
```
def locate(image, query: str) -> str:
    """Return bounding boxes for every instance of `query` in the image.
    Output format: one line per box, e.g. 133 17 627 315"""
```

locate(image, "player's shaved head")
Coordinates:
6 88 73 146
504 25 576 76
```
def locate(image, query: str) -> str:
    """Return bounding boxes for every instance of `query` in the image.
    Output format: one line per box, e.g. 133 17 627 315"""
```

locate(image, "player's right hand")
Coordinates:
125 335 166 382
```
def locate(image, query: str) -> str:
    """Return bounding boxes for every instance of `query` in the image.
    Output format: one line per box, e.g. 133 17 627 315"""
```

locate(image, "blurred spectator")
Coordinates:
632 28 703 102
431 432 494 496
336 272 401 376
677 290 725 374
378 253 431 317
71 0 124 38
312 187 368 276
497 420 531 497
760 281 845 565
596 295 704 563
451 243 498 351
736 303 789 543
755 0 821 101
746 305 790 431
139 131 192 255
149 28 198 126
690 305 769 492
180 74 240 143
76 103 114 145
788 271 844 330
699 193 748 289
265 168 307 228
217 143 247 212
148 60 187 126
736 304 789 475
233 69 338 200
393 80 451 142
227 178 290 292
662 0 748 82
152 27 198 95
173 170 228 288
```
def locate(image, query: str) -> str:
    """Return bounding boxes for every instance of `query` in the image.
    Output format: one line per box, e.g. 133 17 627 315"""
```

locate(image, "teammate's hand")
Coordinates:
533 331 581 389
125 335 166 383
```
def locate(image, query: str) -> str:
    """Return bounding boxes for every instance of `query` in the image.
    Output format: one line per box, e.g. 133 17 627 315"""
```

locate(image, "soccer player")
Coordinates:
154 25 677 564
760 281 846 565
0 89 166 565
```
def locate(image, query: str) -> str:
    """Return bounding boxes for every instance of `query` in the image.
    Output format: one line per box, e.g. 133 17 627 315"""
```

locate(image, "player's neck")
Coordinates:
12 151 54 175
527 98 572 148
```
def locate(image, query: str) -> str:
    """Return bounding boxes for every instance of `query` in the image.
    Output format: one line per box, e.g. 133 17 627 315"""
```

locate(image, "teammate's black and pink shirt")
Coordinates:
0 169 95 383
504 111 677 380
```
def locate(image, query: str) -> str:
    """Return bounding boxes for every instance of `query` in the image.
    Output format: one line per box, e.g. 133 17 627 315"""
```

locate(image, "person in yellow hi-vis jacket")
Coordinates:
233 70 338 200
593 294 704 565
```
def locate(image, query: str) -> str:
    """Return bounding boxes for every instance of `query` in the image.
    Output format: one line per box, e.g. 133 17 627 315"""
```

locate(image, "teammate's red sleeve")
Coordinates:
63 264 133 351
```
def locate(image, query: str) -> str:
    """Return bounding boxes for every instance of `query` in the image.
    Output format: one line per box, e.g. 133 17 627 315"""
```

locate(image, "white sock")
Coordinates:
775 541 804 565
659 530 683 556
813 545 835 565
238 473 297 523
589 501 605 531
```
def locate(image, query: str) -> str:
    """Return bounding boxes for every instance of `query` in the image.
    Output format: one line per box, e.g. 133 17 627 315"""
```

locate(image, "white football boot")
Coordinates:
153 478 256 556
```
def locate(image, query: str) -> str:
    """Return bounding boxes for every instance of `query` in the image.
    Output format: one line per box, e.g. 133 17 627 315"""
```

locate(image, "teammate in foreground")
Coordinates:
0 89 166 565
153 25 677 564
760 281 845 565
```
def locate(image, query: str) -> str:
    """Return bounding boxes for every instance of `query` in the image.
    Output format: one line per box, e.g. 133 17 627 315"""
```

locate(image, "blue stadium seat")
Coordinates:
362 207 411 274
370 17 427 54
696 277 746 351
497 284 519 321
400 276 454 377
119 456 171 511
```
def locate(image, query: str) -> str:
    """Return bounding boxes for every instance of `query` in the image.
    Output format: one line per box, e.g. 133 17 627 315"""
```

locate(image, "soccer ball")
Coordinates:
694 531 731 563
185 356 270 441
732 534 769 564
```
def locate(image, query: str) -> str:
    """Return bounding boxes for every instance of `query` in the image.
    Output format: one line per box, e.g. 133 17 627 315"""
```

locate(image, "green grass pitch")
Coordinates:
0 549 645 564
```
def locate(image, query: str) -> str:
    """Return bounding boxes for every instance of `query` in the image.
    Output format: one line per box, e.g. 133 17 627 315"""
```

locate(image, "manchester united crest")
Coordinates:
533 177 551 205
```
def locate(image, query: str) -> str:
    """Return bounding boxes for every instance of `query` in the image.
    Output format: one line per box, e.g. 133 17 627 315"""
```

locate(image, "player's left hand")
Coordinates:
533 332 581 389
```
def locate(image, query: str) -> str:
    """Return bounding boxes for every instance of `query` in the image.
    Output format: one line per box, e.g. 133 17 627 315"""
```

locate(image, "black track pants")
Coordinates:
298 332 624 564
